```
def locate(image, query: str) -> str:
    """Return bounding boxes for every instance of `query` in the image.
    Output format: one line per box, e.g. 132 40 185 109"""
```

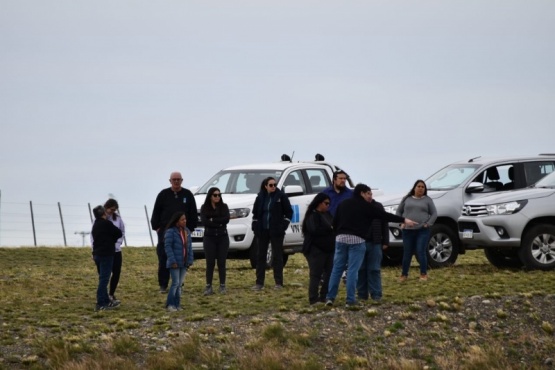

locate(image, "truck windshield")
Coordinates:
427 164 481 191
196 170 284 194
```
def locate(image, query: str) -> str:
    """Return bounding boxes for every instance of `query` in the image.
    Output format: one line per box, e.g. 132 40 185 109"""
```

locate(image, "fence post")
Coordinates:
88 203 93 223
144 205 154 247
58 202 67 246
30 201 37 246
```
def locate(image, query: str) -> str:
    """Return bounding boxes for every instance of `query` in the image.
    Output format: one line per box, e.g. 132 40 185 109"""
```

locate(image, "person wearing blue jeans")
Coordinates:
358 192 390 302
164 211 194 311
357 242 383 301
91 205 123 311
326 184 414 307
397 179 437 281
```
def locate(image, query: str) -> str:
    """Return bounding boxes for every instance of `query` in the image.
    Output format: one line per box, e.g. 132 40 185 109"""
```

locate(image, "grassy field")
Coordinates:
1 247 555 369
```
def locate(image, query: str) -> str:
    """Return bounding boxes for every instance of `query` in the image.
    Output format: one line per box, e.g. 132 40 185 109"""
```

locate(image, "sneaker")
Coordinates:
107 300 120 308
251 284 264 291
419 274 428 281
160 287 168 294
273 284 283 290
219 285 227 294
399 275 408 283
109 295 121 305
325 300 334 307
167 305 178 312
203 285 214 296
95 304 116 311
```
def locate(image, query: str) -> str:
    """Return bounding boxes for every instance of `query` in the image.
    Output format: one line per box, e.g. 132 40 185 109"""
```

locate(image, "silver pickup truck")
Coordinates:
379 154 555 268
458 170 555 270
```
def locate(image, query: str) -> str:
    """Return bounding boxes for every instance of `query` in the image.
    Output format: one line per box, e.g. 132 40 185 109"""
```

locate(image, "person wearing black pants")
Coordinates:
200 187 230 295
151 172 198 293
302 193 335 305
251 177 293 290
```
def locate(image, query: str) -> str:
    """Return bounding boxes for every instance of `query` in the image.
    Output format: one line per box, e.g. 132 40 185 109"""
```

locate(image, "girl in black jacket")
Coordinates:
200 187 230 295
251 177 293 290
302 193 334 305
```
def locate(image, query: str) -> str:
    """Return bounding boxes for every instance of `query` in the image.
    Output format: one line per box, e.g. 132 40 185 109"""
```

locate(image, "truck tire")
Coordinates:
427 224 459 268
519 224 555 271
484 248 523 268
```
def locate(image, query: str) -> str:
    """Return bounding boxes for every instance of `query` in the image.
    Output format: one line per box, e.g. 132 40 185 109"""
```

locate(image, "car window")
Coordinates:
197 170 283 194
305 169 330 193
472 164 512 191
282 170 306 193
524 162 555 185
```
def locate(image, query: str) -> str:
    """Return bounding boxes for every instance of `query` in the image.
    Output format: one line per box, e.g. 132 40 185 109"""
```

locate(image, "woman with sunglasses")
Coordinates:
301 193 334 305
200 187 230 295
251 177 293 290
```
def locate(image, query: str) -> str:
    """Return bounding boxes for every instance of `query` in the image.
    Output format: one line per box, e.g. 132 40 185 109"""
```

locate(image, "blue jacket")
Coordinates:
252 188 293 237
164 226 194 268
322 186 353 216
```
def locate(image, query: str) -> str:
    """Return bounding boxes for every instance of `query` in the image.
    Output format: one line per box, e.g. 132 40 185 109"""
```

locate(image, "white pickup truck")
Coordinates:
191 154 354 268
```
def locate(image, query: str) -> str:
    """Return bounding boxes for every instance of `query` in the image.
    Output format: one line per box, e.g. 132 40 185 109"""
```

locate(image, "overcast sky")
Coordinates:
1 1 554 246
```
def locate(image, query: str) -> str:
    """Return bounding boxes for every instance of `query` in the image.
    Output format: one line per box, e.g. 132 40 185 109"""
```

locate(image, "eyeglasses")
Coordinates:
212 193 221 197
171 178 183 182
323 202 330 206
267 183 276 188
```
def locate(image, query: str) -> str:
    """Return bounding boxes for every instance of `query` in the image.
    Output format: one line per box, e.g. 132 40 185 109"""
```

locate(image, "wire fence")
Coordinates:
0 201 155 247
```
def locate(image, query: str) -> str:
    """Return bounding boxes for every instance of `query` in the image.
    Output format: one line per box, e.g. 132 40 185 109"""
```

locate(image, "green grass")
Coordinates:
1 247 555 369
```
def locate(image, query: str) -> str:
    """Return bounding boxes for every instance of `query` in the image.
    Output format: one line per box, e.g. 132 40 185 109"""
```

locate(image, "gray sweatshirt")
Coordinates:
396 196 437 230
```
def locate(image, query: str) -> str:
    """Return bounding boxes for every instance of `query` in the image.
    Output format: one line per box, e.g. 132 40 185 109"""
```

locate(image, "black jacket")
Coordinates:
333 197 404 239
252 188 293 237
365 200 390 245
200 203 230 237
151 187 198 231
92 218 123 256
305 210 335 253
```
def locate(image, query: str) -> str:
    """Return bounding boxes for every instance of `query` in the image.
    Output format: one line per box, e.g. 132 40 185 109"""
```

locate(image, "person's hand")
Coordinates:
404 218 418 227
171 263 178 269
382 244 388 250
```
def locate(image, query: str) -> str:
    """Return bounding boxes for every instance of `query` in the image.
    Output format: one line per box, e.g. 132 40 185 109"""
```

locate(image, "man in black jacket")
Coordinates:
151 171 198 293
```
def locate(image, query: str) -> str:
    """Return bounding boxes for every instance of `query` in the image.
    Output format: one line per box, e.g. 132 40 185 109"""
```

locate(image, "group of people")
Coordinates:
89 170 437 311
302 172 438 307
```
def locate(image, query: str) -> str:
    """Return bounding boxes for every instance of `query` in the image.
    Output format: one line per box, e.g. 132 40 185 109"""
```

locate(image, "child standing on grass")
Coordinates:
164 212 193 312
91 205 123 311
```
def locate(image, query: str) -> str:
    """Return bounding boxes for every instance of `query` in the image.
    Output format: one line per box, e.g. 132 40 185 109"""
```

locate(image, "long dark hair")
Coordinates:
104 198 119 220
201 187 224 214
407 179 427 197
203 187 225 207
301 193 331 235
260 177 276 192
165 211 186 231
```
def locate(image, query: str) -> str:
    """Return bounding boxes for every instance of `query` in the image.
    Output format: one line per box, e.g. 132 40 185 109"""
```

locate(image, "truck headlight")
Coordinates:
384 205 398 214
229 208 250 219
486 200 527 215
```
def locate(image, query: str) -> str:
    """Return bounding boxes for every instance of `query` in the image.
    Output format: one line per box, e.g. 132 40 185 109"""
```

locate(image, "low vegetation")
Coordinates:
1 247 555 369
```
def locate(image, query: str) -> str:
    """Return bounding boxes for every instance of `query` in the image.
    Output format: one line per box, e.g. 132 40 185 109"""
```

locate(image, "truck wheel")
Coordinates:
427 224 459 268
382 248 403 266
519 224 555 270
484 248 523 268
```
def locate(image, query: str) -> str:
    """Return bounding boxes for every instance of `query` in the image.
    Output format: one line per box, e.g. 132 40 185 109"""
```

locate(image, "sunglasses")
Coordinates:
212 193 221 197
171 178 183 182
267 183 276 188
